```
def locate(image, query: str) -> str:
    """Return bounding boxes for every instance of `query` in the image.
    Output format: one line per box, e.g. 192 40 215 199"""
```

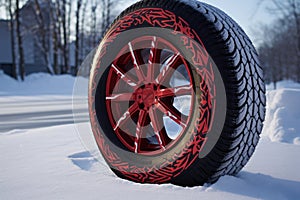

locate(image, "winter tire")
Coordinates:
89 0 266 186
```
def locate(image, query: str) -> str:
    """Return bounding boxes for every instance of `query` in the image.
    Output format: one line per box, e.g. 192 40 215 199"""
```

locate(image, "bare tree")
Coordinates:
106 0 112 30
258 17 298 87
267 0 300 81
47 0 60 74
6 0 17 79
61 0 69 74
75 0 82 74
30 0 54 74
55 0 64 74
90 0 98 47
80 0 88 63
15 0 25 81
100 0 117 37
67 0 72 71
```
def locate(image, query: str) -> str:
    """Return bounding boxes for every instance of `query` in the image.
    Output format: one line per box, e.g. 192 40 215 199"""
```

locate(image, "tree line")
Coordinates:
257 0 300 88
3 0 297 85
0 0 121 80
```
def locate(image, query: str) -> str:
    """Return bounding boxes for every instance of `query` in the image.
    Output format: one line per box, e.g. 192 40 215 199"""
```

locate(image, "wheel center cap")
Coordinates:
142 87 155 107
135 84 157 109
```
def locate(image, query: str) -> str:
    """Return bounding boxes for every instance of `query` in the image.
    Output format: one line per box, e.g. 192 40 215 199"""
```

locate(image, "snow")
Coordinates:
1 125 300 200
0 70 88 96
1 72 300 199
262 81 300 145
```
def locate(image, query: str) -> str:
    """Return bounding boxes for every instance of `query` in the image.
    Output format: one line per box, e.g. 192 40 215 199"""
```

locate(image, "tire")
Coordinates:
89 0 266 186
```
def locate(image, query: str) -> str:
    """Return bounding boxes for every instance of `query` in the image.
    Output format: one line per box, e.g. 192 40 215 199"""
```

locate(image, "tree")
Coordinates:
47 0 60 74
75 0 82 75
6 0 17 79
80 0 88 64
31 0 54 74
258 18 298 87
15 0 25 81
48 0 73 74
90 0 98 47
257 0 300 86
61 0 69 74
100 0 117 37
266 0 300 81
1 0 122 79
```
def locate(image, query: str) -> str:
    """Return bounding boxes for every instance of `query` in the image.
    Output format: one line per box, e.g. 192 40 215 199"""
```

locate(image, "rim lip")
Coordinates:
104 35 195 156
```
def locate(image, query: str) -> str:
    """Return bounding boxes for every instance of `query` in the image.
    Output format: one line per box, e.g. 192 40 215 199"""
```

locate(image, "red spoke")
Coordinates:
106 93 134 102
111 64 137 88
147 36 162 82
134 110 148 153
157 84 193 98
159 127 172 147
128 42 146 82
155 53 182 84
113 103 139 131
148 108 165 149
156 101 187 128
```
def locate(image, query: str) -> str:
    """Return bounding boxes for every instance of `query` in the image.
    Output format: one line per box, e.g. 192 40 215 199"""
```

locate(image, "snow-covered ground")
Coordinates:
1 71 300 199
0 72 89 132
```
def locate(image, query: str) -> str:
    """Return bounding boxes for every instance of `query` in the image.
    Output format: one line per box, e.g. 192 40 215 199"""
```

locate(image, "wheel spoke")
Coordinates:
155 52 182 84
106 93 134 102
134 110 148 153
149 108 165 149
156 101 187 128
147 36 162 82
128 42 146 82
159 127 172 147
114 103 139 131
157 84 193 98
111 64 137 88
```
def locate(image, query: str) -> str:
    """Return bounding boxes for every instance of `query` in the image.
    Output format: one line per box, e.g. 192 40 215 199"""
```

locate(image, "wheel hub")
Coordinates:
134 83 158 110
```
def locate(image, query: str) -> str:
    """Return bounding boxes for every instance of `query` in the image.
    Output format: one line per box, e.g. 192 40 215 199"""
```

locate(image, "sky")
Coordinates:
0 0 276 47
198 0 276 46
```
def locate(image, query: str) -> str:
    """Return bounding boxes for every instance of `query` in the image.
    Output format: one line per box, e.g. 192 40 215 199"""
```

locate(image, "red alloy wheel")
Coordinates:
105 36 195 155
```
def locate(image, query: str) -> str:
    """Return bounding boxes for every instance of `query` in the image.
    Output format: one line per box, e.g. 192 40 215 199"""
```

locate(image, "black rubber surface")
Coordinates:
165 0 266 186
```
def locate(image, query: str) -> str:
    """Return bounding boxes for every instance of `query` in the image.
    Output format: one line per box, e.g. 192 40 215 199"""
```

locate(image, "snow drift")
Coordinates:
263 81 300 145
